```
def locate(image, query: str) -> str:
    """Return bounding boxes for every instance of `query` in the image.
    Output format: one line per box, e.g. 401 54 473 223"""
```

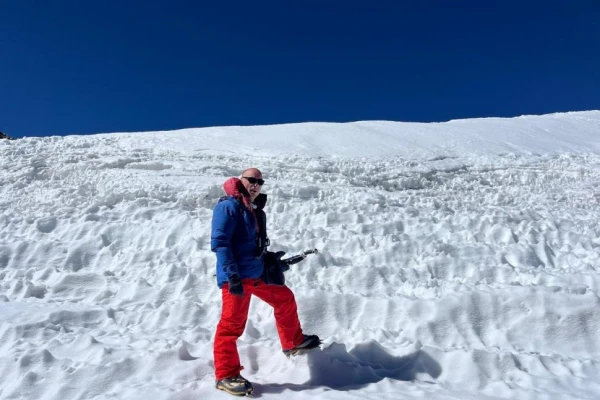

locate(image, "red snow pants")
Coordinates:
213 278 304 381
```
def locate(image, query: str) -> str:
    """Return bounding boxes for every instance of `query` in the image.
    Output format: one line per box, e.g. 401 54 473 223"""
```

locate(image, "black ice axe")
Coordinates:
263 249 319 285
280 248 319 266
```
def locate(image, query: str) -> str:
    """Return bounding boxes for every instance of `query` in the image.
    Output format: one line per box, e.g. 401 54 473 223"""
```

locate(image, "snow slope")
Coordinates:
1 111 600 400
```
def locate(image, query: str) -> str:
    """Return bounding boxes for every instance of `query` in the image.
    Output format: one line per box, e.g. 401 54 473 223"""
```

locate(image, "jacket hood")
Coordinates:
222 177 267 211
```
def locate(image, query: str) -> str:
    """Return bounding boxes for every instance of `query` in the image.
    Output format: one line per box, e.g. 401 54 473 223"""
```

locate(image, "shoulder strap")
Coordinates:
254 209 269 257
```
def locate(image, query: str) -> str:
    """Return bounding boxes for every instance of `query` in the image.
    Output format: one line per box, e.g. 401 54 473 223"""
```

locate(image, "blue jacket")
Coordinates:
211 196 264 287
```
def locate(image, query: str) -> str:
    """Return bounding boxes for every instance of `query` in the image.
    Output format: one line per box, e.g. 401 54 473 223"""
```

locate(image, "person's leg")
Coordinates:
214 282 252 381
252 282 304 350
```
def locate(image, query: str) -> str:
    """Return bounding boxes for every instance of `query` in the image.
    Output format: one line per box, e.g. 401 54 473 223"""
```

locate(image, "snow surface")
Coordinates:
1 111 600 400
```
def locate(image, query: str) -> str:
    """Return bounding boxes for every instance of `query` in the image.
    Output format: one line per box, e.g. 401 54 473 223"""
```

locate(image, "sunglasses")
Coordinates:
242 176 265 186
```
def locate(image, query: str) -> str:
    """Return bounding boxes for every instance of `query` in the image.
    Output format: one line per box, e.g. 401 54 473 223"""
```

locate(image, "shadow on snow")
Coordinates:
253 340 442 396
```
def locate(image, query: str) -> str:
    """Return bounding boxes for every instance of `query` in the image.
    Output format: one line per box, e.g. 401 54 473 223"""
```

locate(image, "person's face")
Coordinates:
241 170 264 201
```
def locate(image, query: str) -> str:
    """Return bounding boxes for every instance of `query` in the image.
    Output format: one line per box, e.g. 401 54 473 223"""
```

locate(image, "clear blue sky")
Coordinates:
1 1 599 138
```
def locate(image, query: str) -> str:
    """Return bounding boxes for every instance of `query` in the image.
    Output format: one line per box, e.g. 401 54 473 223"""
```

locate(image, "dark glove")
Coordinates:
262 251 287 286
272 251 289 272
228 274 244 297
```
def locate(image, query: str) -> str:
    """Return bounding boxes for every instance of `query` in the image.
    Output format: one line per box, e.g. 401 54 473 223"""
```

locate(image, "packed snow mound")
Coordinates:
1 111 600 400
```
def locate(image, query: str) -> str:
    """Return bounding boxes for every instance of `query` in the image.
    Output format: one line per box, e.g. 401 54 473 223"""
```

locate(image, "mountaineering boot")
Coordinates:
283 334 322 357
215 374 254 396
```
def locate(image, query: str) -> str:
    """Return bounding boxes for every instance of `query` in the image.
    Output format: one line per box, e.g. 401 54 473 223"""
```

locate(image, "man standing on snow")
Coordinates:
211 167 320 396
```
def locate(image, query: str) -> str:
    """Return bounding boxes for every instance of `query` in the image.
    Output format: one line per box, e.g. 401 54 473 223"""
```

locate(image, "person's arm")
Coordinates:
211 201 239 278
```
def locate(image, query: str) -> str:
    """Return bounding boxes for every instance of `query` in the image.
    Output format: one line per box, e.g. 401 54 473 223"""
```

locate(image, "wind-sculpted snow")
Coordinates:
1 112 600 399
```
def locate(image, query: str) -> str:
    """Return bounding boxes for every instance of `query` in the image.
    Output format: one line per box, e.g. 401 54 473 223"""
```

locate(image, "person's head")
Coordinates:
240 168 264 201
